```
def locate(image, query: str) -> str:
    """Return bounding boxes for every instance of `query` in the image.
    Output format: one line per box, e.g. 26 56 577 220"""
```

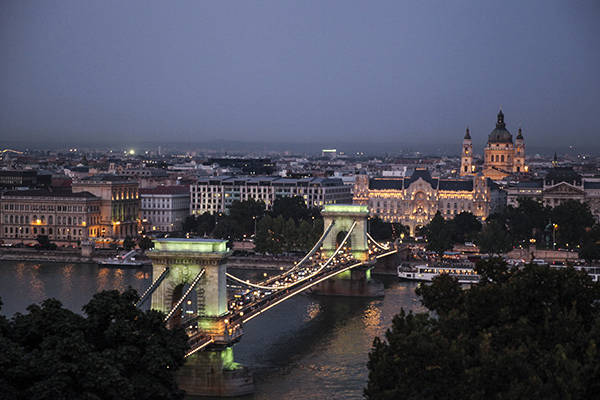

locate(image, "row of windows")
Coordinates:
3 226 84 237
3 203 98 212
3 214 96 226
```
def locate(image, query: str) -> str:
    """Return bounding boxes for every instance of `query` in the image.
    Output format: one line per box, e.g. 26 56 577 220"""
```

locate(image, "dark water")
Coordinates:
0 261 424 399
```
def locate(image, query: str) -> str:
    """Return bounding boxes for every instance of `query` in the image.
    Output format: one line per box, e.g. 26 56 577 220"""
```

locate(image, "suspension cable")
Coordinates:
366 232 390 250
136 267 170 308
226 221 357 291
164 269 205 322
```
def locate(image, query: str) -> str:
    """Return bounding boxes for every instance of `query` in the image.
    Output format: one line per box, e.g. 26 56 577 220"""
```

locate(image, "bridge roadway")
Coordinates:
183 240 392 357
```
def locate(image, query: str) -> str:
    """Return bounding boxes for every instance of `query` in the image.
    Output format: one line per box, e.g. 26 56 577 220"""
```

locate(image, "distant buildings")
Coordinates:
72 175 140 239
461 110 527 180
354 169 506 234
190 176 352 215
0 189 101 245
140 186 190 232
506 166 600 222
0 170 51 189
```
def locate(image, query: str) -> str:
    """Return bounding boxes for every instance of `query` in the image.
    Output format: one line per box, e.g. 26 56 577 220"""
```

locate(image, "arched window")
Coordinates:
501 155 505 162
68 217 72 225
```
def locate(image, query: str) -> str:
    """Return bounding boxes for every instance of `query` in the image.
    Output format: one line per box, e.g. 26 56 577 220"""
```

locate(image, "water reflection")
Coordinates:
96 267 110 291
0 261 151 317
112 268 125 292
29 264 45 304
304 302 321 322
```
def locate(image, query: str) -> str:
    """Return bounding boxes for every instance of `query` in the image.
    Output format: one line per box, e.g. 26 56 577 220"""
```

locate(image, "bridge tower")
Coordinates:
321 204 369 261
148 238 253 397
316 204 383 296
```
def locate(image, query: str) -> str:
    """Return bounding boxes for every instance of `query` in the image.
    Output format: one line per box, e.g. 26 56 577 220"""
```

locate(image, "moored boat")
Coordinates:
397 263 480 284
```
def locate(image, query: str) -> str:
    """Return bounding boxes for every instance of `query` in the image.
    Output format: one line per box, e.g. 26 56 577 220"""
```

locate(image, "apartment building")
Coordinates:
140 186 190 232
190 176 352 215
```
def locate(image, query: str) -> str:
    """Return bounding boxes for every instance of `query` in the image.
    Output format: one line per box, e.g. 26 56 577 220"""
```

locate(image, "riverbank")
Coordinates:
0 248 121 264
0 248 299 270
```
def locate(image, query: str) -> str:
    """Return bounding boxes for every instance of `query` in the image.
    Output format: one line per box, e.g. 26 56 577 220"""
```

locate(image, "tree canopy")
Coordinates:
365 259 600 400
422 211 453 256
0 290 188 400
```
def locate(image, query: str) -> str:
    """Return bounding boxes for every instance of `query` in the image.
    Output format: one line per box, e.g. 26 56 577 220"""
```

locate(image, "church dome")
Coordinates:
488 110 513 144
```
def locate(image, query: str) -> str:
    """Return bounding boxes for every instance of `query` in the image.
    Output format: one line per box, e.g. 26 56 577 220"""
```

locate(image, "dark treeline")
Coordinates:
421 198 600 261
0 290 188 400
365 258 600 400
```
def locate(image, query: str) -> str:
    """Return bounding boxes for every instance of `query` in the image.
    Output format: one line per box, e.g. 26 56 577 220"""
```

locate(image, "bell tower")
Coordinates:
513 127 526 173
460 127 473 176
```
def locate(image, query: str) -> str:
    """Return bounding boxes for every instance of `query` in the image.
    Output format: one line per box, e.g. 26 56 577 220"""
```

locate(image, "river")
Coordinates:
0 261 424 399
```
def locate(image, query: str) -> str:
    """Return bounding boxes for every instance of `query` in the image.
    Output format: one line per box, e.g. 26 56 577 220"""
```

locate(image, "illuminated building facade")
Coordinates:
0 189 101 245
506 167 600 222
354 169 506 234
72 175 140 239
461 110 527 180
140 186 190 232
190 176 352 215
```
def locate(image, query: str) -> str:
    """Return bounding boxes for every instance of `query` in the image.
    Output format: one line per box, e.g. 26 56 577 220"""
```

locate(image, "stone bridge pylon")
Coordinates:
148 238 253 398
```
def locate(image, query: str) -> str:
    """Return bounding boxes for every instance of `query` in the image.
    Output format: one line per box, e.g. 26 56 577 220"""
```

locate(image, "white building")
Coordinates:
190 176 352 215
140 186 190 232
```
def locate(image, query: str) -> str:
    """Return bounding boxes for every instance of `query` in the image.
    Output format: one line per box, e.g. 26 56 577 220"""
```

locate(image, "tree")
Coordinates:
123 236 136 251
296 220 314 252
477 220 512 254
271 196 311 221
138 236 154 252
365 259 600 400
0 289 188 399
282 218 298 252
182 213 216 237
580 224 600 263
551 200 595 247
450 211 482 243
35 235 57 250
227 199 265 237
423 211 453 256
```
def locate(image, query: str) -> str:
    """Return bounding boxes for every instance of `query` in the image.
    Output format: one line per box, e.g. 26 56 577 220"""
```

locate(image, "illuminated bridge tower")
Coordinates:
148 239 253 397
315 204 384 296
321 204 369 261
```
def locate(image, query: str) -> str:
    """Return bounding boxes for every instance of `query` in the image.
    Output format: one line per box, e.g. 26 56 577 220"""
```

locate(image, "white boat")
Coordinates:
98 249 147 268
397 264 480 284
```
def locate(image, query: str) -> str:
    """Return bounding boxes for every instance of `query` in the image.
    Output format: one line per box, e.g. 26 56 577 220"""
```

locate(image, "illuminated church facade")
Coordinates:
461 110 527 180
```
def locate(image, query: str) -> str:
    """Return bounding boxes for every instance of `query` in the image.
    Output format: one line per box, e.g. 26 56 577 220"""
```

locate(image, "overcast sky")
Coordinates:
1 0 599 151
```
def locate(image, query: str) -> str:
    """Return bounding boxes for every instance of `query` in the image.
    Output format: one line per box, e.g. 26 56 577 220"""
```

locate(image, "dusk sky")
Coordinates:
1 0 599 151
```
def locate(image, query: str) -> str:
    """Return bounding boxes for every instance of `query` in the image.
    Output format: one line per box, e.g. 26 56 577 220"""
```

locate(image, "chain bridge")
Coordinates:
137 204 397 397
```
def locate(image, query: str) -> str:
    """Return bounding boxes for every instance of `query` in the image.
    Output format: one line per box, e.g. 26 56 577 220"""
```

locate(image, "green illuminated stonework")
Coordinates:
321 204 369 261
153 238 228 253
149 238 231 321
323 204 368 214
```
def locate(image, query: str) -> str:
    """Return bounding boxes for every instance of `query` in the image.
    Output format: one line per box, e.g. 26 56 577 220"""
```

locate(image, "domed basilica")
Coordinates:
460 110 527 180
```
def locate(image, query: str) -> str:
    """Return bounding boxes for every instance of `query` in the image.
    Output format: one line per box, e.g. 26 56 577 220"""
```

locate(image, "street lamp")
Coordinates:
552 223 558 250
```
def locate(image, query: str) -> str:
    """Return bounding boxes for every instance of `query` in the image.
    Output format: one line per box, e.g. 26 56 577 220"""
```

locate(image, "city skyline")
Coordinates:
2 1 599 150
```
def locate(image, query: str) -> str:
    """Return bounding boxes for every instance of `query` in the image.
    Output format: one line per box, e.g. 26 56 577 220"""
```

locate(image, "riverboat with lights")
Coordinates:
397 263 480 284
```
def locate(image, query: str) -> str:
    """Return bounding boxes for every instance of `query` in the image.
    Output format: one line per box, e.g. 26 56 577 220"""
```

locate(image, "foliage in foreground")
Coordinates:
0 289 188 400
365 259 600 400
